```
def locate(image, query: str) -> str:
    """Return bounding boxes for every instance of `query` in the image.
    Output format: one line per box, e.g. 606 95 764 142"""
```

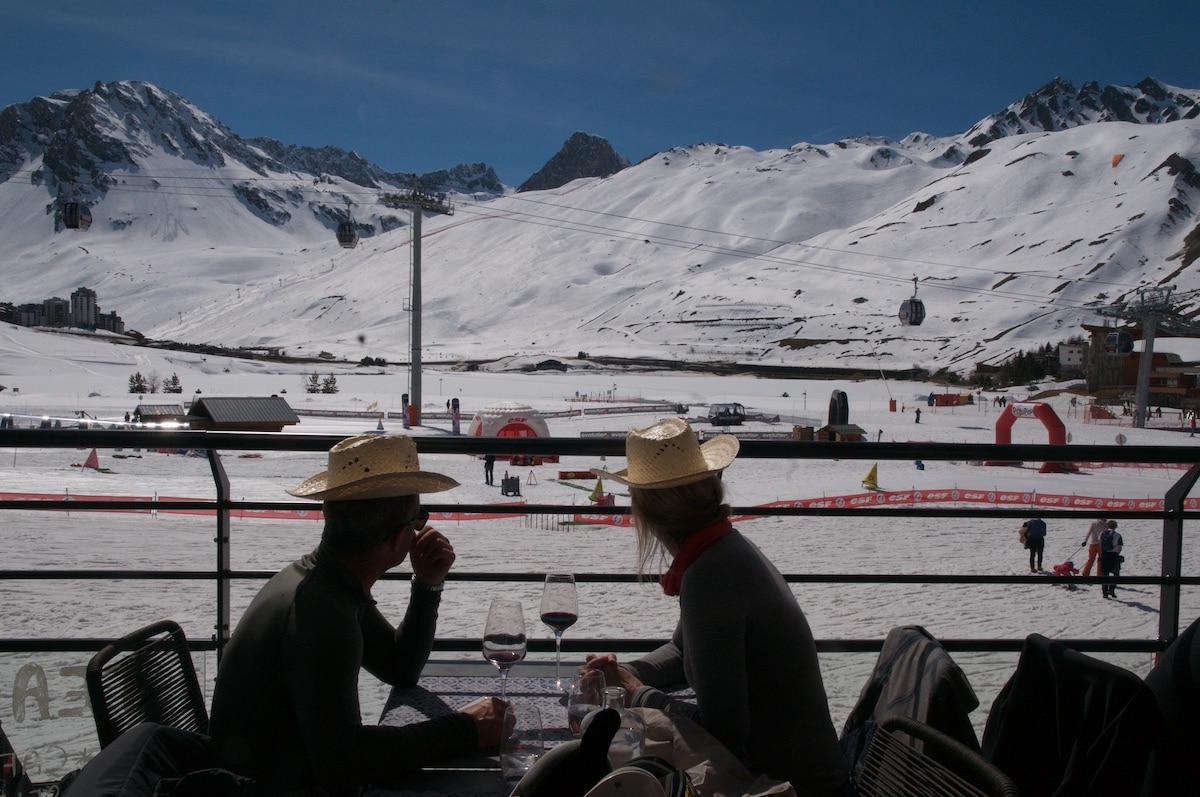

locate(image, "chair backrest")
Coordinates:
86 620 209 748
857 714 1018 797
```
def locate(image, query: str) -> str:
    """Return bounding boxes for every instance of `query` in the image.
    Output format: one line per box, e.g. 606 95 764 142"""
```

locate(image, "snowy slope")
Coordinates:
0 79 1198 375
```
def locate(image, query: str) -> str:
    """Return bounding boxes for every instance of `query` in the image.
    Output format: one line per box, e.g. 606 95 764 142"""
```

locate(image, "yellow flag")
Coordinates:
862 464 878 490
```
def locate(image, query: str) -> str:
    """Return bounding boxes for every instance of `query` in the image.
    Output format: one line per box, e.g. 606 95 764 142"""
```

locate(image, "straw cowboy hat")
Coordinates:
288 434 459 500
592 417 739 488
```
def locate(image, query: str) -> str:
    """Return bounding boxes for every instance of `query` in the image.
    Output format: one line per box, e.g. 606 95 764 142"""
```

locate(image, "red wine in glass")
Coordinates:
540 574 578 689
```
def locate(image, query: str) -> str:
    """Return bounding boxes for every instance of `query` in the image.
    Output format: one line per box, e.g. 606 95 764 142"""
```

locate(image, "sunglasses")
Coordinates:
401 508 430 532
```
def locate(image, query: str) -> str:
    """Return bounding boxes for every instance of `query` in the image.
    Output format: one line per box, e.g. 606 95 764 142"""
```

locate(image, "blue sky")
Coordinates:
2 1 1198 186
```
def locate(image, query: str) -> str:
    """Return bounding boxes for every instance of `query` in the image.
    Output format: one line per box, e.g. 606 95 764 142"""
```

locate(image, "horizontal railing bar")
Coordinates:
0 637 1167 656
3 428 1200 464
4 500 1198 523
2 569 1193 587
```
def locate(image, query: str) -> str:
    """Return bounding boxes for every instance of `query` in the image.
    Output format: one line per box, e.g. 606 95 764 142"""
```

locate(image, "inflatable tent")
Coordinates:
467 402 558 464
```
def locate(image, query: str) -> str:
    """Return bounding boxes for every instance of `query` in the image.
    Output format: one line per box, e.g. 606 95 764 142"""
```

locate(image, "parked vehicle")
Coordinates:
707 402 746 426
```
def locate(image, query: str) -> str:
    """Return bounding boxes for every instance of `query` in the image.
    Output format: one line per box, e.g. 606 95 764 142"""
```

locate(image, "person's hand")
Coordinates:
410 526 455 586
581 653 643 704
460 696 508 749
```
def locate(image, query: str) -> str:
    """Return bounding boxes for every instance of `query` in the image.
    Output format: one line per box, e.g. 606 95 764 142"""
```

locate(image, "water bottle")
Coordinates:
601 686 644 767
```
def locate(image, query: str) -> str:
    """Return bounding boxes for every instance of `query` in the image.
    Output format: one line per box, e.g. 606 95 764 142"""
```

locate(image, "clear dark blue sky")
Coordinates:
3 1 1198 186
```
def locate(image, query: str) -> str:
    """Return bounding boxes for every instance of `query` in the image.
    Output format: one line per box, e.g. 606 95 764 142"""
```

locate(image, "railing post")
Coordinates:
1160 462 1200 646
208 449 232 660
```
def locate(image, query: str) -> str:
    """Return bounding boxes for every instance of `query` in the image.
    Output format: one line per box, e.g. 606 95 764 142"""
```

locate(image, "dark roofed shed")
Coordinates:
187 396 300 432
133 404 189 425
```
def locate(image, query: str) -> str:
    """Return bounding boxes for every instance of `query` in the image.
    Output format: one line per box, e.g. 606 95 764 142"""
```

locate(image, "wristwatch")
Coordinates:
411 576 444 593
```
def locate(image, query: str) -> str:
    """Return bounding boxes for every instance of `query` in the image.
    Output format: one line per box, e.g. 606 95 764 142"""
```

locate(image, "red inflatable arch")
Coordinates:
990 402 1076 473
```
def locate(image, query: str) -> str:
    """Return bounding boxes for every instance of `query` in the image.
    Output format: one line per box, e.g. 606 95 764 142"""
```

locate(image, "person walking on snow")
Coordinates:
1099 520 1124 599
1021 518 1047 573
1081 517 1107 576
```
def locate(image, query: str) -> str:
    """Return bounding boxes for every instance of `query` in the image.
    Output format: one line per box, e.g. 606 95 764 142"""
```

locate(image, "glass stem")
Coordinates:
500 669 509 700
554 631 564 684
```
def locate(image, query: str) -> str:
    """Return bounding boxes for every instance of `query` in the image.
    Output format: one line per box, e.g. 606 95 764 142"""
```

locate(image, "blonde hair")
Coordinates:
629 475 729 577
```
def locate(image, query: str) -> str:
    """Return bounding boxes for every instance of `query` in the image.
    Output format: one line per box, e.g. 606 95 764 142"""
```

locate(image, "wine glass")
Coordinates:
482 598 527 700
539 573 579 690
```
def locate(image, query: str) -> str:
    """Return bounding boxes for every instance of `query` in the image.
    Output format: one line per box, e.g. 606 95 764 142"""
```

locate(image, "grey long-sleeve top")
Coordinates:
624 530 847 796
208 543 476 795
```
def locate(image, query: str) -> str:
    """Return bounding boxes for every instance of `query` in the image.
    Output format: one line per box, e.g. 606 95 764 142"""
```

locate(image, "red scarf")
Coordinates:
659 518 733 596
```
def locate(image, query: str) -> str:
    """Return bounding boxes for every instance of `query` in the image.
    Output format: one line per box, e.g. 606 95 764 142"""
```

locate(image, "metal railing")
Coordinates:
2 428 1198 659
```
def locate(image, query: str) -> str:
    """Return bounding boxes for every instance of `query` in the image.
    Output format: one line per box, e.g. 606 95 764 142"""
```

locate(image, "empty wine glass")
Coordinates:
482 598 527 699
539 573 579 690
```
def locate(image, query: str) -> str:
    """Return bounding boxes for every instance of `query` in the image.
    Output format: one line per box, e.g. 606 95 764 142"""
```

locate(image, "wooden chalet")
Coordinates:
815 423 866 442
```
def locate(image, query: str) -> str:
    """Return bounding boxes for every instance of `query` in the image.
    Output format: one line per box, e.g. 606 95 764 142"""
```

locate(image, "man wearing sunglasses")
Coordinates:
210 434 506 795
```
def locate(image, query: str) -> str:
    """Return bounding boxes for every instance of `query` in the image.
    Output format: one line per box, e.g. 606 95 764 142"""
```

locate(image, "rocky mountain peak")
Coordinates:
0 80 505 236
516 131 629 193
965 76 1200 147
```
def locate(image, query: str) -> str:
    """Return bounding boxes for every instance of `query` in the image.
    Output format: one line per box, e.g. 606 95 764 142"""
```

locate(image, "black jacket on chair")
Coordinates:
981 633 1162 797
1144 615 1200 793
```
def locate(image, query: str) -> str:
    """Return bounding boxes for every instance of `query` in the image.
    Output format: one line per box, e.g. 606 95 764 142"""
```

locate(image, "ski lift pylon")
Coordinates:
898 276 925 326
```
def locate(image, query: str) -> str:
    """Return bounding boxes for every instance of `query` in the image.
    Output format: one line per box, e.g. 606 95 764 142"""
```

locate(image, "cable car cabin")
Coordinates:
898 297 925 326
336 221 359 249
63 202 92 231
1103 331 1134 356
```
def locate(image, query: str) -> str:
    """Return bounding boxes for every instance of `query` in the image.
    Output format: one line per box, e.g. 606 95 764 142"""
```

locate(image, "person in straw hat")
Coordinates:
209 434 506 795
580 417 846 796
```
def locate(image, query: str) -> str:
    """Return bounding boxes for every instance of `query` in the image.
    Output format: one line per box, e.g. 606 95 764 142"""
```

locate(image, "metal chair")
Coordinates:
857 714 1018 797
86 619 209 748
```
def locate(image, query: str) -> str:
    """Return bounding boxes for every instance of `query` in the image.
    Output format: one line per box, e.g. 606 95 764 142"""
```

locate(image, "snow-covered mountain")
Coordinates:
1 77 1198 376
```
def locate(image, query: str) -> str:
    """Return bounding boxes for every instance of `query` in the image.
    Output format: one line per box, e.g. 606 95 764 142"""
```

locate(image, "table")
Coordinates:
368 665 576 797
368 663 695 797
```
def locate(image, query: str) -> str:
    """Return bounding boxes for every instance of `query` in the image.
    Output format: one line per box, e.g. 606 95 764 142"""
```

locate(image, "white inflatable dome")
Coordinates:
466 401 550 438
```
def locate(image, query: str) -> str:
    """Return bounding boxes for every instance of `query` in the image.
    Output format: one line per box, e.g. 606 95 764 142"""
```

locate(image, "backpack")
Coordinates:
1100 530 1119 553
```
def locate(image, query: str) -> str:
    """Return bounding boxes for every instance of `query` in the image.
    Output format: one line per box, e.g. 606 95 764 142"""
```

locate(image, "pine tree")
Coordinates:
162 373 183 393
127 372 149 394
321 374 339 394
304 373 321 394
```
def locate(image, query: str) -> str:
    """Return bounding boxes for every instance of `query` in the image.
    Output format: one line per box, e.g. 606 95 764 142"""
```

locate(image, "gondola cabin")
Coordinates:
336 221 359 249
898 297 925 326
1103 331 1134 356
898 276 925 326
63 201 92 231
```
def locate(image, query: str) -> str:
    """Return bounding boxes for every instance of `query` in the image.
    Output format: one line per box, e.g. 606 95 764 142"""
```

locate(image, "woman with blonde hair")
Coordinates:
584 418 846 796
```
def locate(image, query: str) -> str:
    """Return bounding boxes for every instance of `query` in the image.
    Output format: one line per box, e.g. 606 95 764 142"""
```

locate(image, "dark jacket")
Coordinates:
208 544 475 795
981 633 1162 797
840 625 980 785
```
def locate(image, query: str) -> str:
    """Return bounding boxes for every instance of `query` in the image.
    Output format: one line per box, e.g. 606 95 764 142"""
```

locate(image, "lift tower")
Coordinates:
380 182 453 426
1096 285 1200 428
